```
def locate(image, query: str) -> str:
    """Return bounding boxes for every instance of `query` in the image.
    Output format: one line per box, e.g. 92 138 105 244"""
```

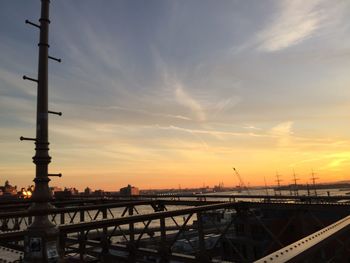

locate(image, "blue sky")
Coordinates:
1 0 350 190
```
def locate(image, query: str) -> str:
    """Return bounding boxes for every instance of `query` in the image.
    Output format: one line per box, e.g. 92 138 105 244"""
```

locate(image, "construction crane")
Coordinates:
232 167 251 195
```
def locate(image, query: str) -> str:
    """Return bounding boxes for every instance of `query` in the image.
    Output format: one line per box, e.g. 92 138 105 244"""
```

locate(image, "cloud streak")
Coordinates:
270 121 294 147
108 105 191 121
156 125 267 138
175 84 206 122
257 0 325 52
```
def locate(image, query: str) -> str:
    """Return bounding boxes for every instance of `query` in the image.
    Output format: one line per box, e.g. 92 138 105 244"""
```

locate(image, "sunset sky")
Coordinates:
1 0 350 191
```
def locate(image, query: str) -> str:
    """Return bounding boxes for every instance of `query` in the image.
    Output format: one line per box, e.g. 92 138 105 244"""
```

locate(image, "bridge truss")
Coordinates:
1 195 350 262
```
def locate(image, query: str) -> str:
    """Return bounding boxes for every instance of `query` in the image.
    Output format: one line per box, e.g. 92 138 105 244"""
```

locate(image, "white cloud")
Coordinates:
243 125 261 130
257 0 326 52
270 121 293 136
270 121 294 146
175 83 206 122
151 49 207 123
0 69 35 96
157 125 267 138
108 105 192 121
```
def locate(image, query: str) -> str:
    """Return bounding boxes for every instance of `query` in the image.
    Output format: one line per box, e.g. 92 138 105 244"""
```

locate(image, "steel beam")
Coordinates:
254 215 350 263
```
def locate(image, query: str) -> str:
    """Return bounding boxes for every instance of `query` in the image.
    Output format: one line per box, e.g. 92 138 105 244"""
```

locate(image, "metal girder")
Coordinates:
2 200 350 221
2 193 350 207
254 215 350 263
58 202 240 233
2 199 350 237
2 200 350 262
0 200 153 219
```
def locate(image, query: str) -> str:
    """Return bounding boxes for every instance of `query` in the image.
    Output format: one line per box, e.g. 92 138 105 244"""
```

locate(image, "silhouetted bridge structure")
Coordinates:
1 194 350 262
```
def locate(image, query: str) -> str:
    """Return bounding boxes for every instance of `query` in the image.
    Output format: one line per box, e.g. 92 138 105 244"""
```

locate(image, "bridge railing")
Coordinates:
254 215 350 263
0 199 221 232
0 200 160 232
68 193 350 203
2 198 350 262
58 202 242 262
2 194 350 233
0 202 243 262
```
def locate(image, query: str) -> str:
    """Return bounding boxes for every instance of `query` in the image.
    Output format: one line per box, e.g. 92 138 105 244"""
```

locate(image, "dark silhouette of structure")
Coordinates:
120 184 140 196
21 0 62 261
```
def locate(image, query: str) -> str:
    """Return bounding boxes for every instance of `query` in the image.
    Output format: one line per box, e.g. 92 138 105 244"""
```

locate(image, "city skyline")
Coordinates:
1 0 350 191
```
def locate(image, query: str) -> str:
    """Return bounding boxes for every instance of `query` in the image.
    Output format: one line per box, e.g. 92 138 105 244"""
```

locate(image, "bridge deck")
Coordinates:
1 195 350 262
0 246 23 262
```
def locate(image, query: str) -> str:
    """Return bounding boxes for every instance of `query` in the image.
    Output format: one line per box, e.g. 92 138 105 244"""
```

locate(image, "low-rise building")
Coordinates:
0 180 17 196
84 187 92 195
54 187 79 199
120 184 139 196
94 189 104 196
50 186 63 195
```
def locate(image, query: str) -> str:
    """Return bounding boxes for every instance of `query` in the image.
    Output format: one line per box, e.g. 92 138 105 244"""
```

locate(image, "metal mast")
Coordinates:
22 0 62 261
311 169 318 197
292 169 299 196
275 172 282 196
263 176 269 196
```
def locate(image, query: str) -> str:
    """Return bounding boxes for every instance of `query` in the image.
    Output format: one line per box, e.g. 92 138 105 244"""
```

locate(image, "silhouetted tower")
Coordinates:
275 172 282 196
292 169 299 196
264 176 269 195
21 0 62 261
306 183 310 197
311 169 318 196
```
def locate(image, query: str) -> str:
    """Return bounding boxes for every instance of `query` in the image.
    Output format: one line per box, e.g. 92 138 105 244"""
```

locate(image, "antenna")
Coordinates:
292 169 299 196
275 172 282 196
264 176 269 196
22 1 62 261
311 169 318 196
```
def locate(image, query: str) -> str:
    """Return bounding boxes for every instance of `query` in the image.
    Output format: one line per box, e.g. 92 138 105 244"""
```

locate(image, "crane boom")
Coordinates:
232 167 251 195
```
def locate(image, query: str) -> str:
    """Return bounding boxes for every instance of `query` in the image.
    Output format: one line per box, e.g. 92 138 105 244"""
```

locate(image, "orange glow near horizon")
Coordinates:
3 120 350 191
45 135 350 191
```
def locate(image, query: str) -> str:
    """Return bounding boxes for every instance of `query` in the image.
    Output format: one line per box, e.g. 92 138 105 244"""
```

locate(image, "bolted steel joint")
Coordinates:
32 155 52 165
33 177 51 183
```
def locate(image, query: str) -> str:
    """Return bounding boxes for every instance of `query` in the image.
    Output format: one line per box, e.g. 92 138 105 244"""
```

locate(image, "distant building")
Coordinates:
0 180 17 196
50 186 62 195
94 189 104 196
66 187 79 195
54 187 78 199
120 184 139 196
84 187 92 195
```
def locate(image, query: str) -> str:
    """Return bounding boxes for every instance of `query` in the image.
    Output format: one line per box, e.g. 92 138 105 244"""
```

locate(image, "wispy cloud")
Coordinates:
108 105 191 121
257 0 326 52
270 121 294 136
157 125 267 138
210 97 240 119
270 121 294 146
290 152 350 172
243 125 261 131
175 84 206 122
320 152 350 171
0 69 35 97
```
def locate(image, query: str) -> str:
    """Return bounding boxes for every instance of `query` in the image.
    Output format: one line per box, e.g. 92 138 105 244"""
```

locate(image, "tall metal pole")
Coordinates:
23 0 61 261
311 169 318 197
